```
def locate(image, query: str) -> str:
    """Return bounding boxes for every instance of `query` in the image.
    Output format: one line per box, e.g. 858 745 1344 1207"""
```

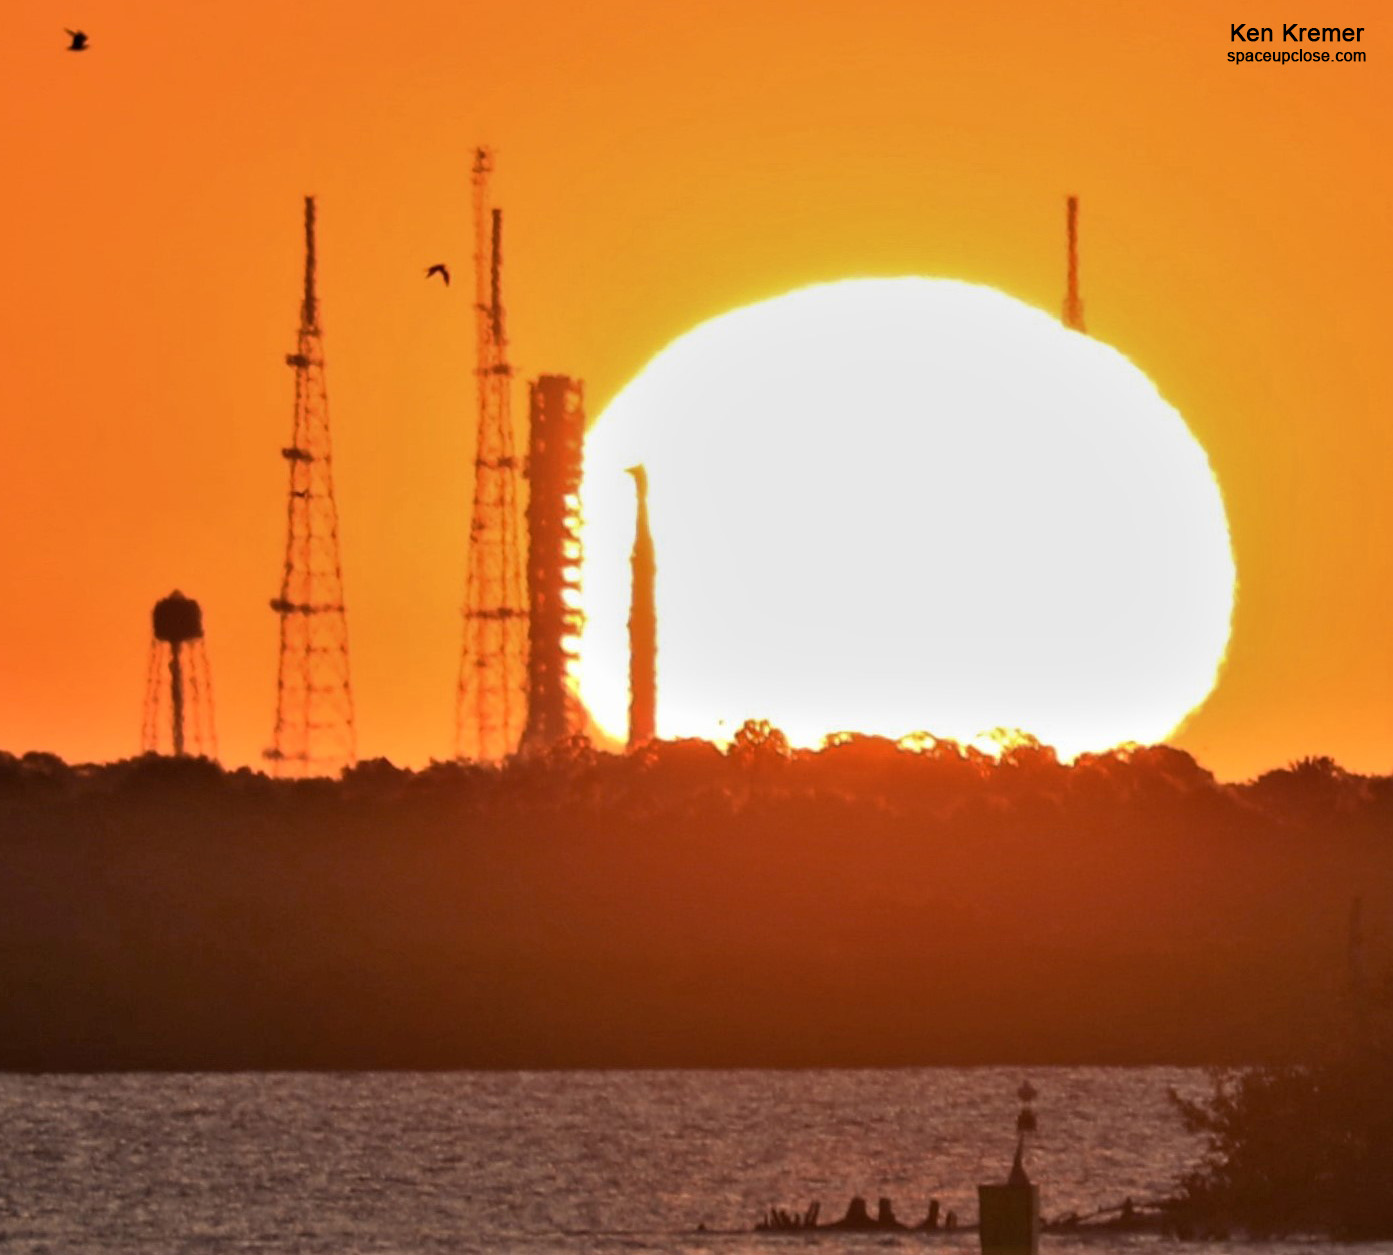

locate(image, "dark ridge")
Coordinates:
0 734 1386 1071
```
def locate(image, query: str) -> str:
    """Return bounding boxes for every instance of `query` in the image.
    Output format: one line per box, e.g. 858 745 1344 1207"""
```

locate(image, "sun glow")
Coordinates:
575 278 1235 758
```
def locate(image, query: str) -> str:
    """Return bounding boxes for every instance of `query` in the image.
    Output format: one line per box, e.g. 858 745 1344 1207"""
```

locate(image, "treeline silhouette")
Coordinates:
0 726 1388 1070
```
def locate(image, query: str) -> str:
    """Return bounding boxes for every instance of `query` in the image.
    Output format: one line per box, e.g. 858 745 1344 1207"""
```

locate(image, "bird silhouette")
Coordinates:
425 264 450 286
65 29 89 51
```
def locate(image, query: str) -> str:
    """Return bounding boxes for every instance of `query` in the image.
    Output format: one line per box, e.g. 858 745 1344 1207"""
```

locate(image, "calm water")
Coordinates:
0 1069 1380 1254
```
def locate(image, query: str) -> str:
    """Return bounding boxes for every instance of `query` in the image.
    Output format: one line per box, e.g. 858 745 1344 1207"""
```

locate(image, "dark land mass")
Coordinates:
0 729 1388 1070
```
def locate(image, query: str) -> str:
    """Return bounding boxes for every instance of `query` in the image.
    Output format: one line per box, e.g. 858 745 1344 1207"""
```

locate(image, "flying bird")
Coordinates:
65 29 89 51
425 264 450 287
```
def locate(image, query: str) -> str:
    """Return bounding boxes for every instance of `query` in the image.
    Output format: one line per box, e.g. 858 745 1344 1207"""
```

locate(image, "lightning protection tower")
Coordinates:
520 374 586 753
1062 194 1086 332
455 147 527 762
141 590 217 758
266 195 357 778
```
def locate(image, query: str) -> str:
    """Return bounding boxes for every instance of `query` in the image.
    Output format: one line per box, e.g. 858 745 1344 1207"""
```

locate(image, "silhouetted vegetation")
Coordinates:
0 731 1389 1070
1169 983 1393 1238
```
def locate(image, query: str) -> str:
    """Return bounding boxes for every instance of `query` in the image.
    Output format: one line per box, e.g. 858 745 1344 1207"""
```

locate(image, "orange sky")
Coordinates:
2 0 1389 780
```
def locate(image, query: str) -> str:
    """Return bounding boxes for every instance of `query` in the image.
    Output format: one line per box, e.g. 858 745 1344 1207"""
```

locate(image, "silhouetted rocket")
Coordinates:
626 465 656 750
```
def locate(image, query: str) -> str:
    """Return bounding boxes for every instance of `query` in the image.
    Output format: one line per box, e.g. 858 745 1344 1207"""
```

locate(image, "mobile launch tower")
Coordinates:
520 374 586 752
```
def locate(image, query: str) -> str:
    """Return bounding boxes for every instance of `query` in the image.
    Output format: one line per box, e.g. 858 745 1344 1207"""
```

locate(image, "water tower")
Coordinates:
141 591 217 758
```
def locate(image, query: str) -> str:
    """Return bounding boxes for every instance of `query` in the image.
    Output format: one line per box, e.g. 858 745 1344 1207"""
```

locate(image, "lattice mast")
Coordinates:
141 590 217 758
267 196 356 777
626 465 656 749
456 147 527 761
520 375 586 752
1062 194 1086 332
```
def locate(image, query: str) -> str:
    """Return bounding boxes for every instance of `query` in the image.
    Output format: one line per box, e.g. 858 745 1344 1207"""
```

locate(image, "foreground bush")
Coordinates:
1171 994 1393 1238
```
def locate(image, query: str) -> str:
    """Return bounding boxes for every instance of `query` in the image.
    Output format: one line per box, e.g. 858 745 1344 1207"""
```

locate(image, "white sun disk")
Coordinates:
576 278 1235 757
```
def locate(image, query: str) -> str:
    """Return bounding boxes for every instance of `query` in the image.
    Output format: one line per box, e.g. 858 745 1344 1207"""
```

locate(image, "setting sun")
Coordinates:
577 278 1235 757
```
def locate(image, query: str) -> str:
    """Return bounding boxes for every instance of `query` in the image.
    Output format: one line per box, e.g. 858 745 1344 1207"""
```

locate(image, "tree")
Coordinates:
1170 986 1393 1238
729 718 790 764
